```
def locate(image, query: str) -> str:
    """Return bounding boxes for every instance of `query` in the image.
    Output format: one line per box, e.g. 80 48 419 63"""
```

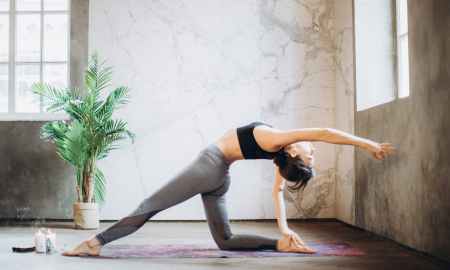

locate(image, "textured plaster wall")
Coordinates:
355 0 450 262
89 0 347 220
333 0 355 225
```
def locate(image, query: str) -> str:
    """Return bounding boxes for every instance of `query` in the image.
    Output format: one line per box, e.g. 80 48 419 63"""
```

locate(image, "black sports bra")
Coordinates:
236 122 281 159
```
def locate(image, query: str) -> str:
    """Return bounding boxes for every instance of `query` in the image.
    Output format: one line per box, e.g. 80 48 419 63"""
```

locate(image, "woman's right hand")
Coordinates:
366 142 395 160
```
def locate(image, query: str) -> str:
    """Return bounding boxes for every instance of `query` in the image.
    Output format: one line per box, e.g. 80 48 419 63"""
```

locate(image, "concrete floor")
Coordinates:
1 220 448 270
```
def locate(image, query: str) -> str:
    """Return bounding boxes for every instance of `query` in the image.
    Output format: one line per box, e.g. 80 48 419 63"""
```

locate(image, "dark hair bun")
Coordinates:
274 149 314 191
273 150 288 167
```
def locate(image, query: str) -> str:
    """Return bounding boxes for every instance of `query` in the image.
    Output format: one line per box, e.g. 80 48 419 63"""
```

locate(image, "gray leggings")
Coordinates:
95 144 278 250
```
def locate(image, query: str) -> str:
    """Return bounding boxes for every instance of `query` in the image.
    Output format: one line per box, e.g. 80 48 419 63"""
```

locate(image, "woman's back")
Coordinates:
215 123 282 163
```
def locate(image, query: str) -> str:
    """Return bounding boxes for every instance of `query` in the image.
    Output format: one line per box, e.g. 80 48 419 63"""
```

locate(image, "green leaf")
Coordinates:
93 167 106 204
31 82 73 112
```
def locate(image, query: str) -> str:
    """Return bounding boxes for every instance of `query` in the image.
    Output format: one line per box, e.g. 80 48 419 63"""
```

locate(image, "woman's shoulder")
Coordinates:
237 121 276 131
251 121 273 128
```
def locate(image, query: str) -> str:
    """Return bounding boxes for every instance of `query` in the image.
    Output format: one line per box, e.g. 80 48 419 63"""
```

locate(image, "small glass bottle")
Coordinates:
34 228 46 254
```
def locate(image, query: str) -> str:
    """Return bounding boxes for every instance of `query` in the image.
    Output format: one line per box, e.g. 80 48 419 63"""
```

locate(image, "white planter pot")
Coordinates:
73 202 99 229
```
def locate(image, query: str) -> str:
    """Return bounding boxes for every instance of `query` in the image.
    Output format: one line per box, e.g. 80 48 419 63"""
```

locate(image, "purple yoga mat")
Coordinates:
99 242 365 258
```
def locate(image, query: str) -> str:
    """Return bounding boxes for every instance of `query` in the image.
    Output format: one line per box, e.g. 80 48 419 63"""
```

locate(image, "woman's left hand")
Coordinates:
285 234 316 253
278 233 316 254
282 228 306 246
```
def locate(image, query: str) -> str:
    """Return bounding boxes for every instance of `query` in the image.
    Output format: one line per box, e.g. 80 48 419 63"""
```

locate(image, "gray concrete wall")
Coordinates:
0 122 75 219
0 0 89 220
355 0 450 262
70 0 90 89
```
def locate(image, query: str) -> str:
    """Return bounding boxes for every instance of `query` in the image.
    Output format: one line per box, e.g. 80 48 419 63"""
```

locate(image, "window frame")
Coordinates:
0 0 71 121
394 0 410 99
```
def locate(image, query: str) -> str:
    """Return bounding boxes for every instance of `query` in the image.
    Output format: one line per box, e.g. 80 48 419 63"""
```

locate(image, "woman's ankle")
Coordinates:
276 239 282 251
87 237 102 248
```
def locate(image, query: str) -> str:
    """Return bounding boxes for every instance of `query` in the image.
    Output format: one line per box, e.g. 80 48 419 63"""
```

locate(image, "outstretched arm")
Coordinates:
272 167 311 249
273 128 395 160
272 169 289 235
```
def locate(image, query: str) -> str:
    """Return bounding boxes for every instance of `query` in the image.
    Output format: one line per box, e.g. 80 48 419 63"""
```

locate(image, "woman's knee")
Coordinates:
216 240 234 251
214 235 237 251
203 179 230 197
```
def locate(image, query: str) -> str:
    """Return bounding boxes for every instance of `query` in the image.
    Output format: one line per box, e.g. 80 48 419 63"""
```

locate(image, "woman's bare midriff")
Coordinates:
214 129 244 164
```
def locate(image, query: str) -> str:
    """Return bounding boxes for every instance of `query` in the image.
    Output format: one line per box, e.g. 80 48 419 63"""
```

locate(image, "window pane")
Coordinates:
398 36 409 98
396 0 408 35
44 0 68 11
16 0 41 11
43 14 67 61
0 0 9 11
43 63 67 88
0 64 7 112
16 14 41 62
15 64 40 112
43 63 67 111
355 0 396 111
0 15 8 61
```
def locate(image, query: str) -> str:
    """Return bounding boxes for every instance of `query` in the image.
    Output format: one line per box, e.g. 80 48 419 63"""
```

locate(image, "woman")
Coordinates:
63 122 394 256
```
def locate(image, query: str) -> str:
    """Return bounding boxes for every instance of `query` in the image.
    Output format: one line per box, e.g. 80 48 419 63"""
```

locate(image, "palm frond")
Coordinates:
93 119 134 160
95 86 130 122
93 167 106 204
64 100 87 123
40 121 69 141
56 120 89 168
31 82 73 112
85 53 113 107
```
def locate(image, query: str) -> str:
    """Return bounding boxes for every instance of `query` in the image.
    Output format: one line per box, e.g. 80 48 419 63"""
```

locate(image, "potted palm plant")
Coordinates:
32 54 135 229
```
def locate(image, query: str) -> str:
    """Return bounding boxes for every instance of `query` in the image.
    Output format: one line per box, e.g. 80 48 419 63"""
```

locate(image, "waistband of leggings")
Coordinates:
201 144 231 167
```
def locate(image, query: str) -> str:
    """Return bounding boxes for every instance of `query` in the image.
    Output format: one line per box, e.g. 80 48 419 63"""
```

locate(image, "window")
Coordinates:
396 0 409 98
354 0 396 111
0 0 69 119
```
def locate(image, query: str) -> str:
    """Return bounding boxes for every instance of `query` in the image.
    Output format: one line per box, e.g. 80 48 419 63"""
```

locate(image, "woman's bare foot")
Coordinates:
62 238 102 257
276 235 316 254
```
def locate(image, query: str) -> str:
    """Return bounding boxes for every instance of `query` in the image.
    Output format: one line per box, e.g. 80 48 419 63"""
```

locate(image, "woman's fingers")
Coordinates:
291 236 302 246
293 235 305 246
283 234 317 254
288 234 301 244
373 151 383 160
290 240 316 254
303 247 317 254
381 143 396 154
